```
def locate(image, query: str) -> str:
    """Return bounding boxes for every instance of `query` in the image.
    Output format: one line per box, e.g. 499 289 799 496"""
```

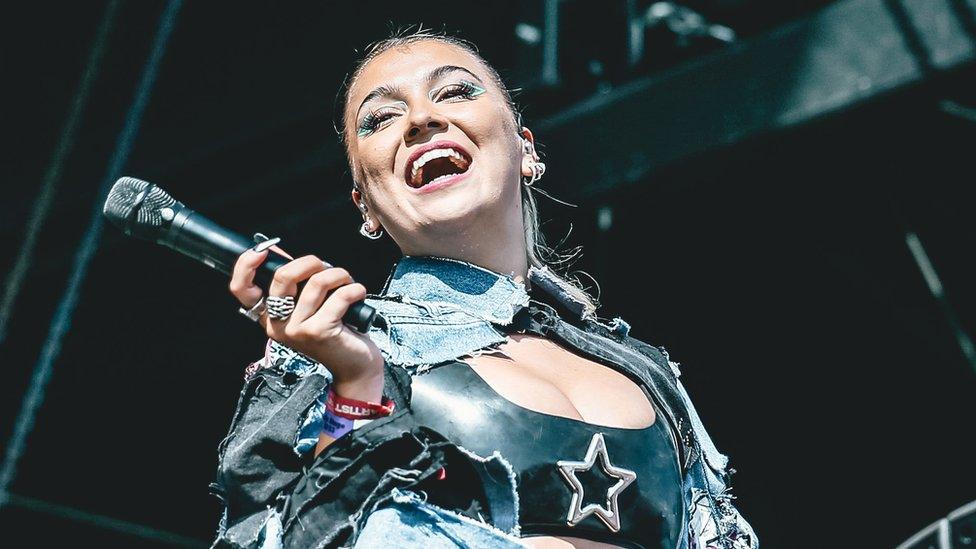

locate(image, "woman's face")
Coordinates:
345 40 532 256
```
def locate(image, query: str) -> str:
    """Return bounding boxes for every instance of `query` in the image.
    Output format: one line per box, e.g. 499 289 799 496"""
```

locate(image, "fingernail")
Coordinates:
252 237 281 253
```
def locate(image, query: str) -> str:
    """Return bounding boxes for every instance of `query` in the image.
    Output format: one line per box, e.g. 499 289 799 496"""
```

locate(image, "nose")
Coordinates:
404 103 448 143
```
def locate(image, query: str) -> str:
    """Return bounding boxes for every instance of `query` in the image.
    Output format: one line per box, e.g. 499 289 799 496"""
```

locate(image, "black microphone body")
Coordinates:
103 177 376 332
161 205 288 287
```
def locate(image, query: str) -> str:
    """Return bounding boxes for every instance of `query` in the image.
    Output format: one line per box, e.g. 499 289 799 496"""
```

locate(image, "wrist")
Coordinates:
331 369 384 403
326 385 394 420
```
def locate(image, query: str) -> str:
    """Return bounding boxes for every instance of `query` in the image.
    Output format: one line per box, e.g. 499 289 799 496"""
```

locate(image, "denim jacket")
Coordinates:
212 257 757 549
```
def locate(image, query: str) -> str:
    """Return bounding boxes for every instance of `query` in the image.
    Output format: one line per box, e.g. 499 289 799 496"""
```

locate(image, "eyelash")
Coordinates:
357 109 397 137
357 80 486 137
436 80 486 102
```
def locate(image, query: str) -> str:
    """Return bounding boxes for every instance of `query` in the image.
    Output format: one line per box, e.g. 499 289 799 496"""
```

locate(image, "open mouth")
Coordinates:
406 146 472 189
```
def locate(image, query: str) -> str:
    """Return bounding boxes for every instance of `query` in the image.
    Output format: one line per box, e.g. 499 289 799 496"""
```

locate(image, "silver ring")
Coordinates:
238 297 266 323
266 295 296 320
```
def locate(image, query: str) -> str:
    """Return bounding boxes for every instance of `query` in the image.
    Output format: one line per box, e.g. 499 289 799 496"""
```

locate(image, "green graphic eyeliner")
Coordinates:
460 80 486 97
358 80 486 137
357 120 375 137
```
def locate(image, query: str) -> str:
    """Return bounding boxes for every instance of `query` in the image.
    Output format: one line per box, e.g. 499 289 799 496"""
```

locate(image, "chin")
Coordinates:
419 198 489 231
413 183 503 232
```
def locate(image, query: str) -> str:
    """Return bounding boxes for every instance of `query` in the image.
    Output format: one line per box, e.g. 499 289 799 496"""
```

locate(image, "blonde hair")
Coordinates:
338 28 598 316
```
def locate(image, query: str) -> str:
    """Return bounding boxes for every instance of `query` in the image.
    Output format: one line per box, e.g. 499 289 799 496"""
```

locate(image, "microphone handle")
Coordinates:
159 207 376 333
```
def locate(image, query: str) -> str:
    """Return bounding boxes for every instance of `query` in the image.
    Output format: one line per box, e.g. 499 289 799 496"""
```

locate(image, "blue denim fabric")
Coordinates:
364 256 529 369
251 490 526 549
364 297 510 368
294 389 331 455
383 256 530 325
354 489 526 549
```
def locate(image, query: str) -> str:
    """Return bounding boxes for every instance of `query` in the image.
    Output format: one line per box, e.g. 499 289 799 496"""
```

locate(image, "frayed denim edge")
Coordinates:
454 445 521 537
385 488 526 547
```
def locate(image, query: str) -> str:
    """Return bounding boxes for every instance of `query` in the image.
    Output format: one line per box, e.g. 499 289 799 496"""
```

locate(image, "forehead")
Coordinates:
347 41 486 112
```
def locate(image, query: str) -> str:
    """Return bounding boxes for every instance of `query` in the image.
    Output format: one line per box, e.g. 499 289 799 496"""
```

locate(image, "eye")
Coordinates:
357 107 400 137
433 80 486 102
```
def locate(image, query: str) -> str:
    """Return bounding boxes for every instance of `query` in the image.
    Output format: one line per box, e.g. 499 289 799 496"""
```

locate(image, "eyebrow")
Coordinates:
426 64 483 86
356 65 485 118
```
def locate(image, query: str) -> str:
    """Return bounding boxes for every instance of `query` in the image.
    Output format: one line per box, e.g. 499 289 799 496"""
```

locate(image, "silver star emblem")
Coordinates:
556 432 637 532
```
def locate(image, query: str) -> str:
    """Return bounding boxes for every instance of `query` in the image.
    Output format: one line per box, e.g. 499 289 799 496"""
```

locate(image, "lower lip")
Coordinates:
409 164 473 194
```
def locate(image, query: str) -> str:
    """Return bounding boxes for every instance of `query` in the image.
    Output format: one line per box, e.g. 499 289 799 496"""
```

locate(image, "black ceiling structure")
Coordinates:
2 1 975 547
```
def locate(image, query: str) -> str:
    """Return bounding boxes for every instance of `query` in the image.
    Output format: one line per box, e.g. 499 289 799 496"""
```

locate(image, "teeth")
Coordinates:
411 148 464 179
426 173 457 186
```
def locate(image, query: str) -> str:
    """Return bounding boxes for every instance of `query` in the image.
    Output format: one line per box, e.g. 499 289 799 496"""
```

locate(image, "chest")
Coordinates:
406 359 685 547
463 335 656 429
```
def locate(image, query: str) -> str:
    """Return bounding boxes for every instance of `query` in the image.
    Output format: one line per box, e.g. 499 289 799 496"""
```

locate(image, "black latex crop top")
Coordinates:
409 360 684 549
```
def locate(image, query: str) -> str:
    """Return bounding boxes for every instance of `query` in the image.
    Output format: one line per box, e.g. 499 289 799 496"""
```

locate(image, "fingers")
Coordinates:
306 282 368 329
229 249 268 308
268 255 330 303
268 244 293 260
228 246 297 309
291 267 353 323
234 249 366 350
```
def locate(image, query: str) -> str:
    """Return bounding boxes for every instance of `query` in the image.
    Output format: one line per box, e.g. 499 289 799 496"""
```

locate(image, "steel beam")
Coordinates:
535 0 976 200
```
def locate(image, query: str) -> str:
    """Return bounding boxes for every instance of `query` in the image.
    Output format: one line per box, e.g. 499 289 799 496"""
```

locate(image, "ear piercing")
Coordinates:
526 161 546 186
357 201 383 240
521 137 545 186
360 219 383 240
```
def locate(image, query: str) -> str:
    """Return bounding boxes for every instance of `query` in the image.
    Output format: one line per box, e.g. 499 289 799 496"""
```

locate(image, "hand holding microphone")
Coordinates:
103 177 386 400
229 244 386 397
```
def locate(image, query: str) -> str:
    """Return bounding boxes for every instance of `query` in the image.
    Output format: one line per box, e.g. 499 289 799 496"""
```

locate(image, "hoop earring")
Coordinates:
359 218 383 240
525 161 546 186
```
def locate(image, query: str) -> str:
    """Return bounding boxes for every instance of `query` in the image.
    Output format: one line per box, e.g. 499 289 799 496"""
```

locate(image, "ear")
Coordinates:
519 127 538 179
351 188 365 214
351 188 381 232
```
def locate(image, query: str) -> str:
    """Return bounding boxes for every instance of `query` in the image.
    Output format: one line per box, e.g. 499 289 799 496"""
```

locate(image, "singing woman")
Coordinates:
212 30 757 549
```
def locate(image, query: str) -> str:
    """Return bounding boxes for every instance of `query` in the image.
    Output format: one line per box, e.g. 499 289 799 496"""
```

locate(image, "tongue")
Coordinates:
413 156 469 187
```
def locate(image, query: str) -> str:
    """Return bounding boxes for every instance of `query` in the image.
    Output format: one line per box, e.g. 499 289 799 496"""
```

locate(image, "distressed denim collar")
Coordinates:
381 256 530 326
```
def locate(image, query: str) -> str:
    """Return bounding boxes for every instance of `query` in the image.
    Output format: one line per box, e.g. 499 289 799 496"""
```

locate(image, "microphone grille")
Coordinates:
104 177 179 234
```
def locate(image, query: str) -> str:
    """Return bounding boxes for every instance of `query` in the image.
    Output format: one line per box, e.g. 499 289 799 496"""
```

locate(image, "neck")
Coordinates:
400 211 529 282
440 239 529 283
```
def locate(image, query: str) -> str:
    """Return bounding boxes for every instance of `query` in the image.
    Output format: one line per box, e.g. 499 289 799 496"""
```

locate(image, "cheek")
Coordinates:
466 103 515 143
357 141 397 187
457 107 520 175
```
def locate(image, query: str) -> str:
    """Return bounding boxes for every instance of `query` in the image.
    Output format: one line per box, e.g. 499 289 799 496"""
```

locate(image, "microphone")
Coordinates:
102 176 376 333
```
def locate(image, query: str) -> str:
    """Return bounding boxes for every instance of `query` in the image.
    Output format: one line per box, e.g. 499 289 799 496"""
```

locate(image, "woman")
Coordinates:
213 31 756 549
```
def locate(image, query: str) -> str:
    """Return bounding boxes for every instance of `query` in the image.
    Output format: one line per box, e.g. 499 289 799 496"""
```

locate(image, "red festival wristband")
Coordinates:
326 388 395 420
